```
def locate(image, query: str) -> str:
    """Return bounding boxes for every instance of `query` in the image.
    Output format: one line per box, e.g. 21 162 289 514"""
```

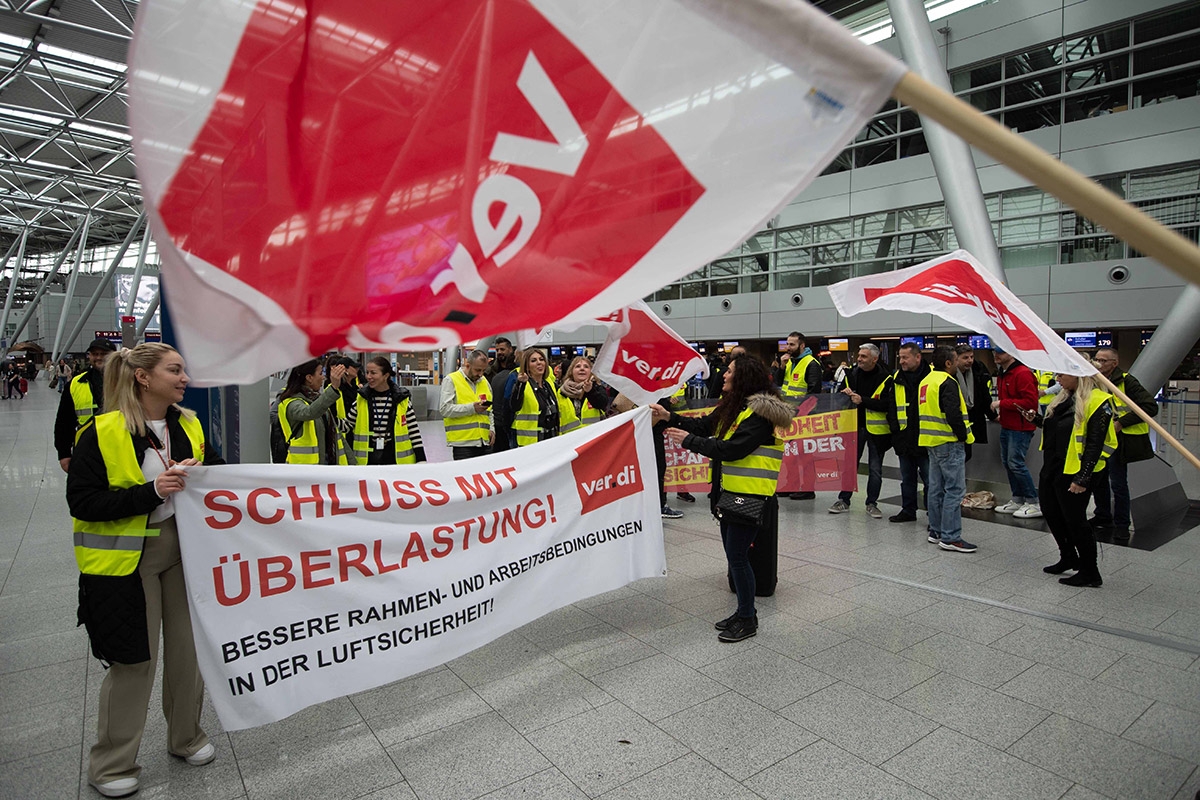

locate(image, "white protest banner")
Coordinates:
174 408 665 731
128 0 904 385
828 250 1098 376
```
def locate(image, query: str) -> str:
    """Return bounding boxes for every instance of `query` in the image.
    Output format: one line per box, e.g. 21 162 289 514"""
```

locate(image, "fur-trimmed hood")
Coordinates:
747 392 796 429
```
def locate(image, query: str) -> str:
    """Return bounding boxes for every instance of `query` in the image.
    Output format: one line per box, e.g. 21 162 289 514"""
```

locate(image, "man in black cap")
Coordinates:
54 337 116 473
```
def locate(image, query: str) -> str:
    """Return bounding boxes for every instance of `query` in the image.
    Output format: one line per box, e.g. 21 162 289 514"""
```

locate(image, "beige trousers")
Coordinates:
89 516 209 783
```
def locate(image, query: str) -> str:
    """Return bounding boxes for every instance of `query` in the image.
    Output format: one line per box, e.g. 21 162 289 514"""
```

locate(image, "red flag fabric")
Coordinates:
129 0 904 384
828 250 1097 376
590 302 707 406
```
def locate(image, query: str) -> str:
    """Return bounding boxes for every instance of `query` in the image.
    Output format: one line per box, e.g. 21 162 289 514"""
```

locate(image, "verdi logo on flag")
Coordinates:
130 0 904 384
829 250 1097 376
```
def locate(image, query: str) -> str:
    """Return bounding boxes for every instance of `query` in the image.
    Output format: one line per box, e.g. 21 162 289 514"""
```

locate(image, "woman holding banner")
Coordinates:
652 355 794 642
508 348 571 446
279 358 352 465
67 343 222 798
1024 370 1116 588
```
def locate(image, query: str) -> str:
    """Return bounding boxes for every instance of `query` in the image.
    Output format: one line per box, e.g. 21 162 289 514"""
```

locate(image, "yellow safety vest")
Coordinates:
444 371 491 446
917 370 975 447
1036 370 1055 407
279 397 350 465
1110 376 1149 436
73 411 205 576
720 407 784 496
70 373 99 431
1066 390 1119 476
866 375 893 436
512 379 566 447
351 393 414 464
782 354 817 400
577 400 605 427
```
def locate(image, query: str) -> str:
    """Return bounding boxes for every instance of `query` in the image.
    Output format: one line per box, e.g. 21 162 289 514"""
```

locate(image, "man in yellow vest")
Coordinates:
55 337 116 473
1090 347 1158 539
888 342 930 523
440 349 494 459
778 332 821 500
830 343 891 519
918 345 977 553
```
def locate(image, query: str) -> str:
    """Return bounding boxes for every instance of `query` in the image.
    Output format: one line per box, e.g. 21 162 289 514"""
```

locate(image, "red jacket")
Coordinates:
995 361 1038 431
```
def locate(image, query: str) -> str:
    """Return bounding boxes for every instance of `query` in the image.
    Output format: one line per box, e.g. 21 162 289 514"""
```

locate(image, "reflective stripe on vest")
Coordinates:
891 371 909 432
1065 390 1119 475
917 370 975 447
782 354 816 400
73 411 205 576
1037 370 1055 406
351 395 415 464
720 407 784 496
445 371 491 445
865 374 893 436
70 374 98 425
578 401 605 427
1111 377 1149 436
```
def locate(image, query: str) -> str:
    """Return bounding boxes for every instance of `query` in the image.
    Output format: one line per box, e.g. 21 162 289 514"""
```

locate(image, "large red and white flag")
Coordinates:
129 0 904 384
828 250 1097 376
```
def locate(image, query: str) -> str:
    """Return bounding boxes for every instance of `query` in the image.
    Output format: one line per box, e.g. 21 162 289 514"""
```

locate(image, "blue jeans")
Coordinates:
839 434 885 505
1091 458 1130 528
999 428 1037 502
721 518 758 618
898 450 929 516
928 442 966 543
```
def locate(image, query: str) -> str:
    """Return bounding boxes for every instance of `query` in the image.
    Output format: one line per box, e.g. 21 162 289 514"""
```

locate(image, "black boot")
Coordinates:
1043 557 1078 575
714 612 740 631
1059 569 1102 588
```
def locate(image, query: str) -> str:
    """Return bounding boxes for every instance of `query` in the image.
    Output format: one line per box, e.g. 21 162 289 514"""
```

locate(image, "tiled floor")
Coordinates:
4 383 1200 800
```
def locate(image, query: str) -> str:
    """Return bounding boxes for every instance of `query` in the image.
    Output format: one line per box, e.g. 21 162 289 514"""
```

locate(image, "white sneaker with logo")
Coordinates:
1014 503 1043 519
994 500 1023 515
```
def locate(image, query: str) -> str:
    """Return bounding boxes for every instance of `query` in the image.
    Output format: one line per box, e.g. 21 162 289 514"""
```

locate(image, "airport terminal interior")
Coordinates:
4 0 1200 798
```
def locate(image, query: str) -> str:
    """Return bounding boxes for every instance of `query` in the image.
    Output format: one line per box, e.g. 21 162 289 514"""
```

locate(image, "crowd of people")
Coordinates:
46 331 1161 797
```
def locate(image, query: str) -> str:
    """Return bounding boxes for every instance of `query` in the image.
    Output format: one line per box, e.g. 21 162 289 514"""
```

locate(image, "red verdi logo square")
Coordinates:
572 421 643 514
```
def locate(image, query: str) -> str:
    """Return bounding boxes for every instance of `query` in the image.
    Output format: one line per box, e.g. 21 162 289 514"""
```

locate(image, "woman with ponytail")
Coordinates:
67 344 223 797
1025 368 1117 587
279 357 352 465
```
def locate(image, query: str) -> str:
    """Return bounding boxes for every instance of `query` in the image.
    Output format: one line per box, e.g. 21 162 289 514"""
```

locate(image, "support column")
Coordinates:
1129 283 1200 395
4 224 85 352
61 212 147 356
51 214 93 361
0 231 28 350
886 0 1004 281
124 220 152 316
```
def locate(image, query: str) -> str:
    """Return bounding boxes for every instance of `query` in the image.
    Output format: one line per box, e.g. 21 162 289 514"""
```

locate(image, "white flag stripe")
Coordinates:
828 250 1098 376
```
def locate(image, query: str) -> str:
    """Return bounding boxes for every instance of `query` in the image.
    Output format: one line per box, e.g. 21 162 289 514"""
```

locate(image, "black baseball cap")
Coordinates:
87 338 117 353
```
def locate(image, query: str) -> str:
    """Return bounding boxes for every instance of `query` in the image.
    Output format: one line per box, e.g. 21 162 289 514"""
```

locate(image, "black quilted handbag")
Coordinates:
716 490 766 526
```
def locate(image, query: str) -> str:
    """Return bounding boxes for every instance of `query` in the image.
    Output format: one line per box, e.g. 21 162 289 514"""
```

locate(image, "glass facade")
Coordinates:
651 163 1200 301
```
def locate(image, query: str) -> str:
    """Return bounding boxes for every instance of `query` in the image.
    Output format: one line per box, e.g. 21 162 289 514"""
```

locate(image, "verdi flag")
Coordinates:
827 250 1097 376
129 0 905 384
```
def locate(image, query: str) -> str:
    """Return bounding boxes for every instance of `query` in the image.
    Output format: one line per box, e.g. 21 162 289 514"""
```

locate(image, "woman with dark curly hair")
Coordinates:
652 355 794 642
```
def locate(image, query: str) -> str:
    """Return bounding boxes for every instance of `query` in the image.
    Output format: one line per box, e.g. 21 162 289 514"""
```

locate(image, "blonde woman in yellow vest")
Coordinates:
559 356 610 430
278 358 352 465
508 348 569 447
653 355 794 643
66 343 220 797
1026 371 1117 587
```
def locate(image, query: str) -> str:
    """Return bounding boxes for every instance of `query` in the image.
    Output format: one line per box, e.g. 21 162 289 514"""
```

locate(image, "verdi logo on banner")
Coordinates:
572 421 644 514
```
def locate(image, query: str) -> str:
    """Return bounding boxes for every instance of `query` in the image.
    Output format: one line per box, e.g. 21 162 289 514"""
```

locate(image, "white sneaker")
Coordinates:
1014 503 1043 519
183 742 216 766
994 500 1023 515
89 776 139 798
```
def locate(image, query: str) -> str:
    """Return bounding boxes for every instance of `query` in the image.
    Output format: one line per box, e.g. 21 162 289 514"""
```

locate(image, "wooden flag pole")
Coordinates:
1092 371 1200 473
891 71 1200 289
